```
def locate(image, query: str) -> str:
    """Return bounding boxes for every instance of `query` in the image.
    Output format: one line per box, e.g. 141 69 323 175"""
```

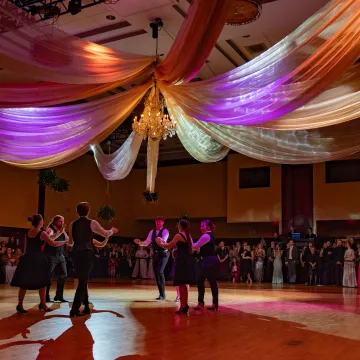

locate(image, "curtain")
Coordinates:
92 132 143 181
146 138 160 193
0 1 155 84
0 64 154 108
159 0 360 126
0 82 151 168
155 0 232 84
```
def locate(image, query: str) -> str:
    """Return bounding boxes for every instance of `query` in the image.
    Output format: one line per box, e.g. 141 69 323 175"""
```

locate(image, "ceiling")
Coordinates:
1 0 330 164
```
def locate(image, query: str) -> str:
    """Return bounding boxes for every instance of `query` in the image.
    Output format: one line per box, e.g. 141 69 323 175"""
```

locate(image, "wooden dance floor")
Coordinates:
1 281 360 360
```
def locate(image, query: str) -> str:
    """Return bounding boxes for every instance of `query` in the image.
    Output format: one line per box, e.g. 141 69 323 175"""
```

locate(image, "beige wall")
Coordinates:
0 162 38 228
2 151 360 239
313 154 360 223
227 154 282 224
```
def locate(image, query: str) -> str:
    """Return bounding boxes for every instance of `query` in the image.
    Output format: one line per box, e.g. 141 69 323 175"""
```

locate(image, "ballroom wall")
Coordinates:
313 154 360 223
227 154 282 224
0 162 38 229
1 152 360 238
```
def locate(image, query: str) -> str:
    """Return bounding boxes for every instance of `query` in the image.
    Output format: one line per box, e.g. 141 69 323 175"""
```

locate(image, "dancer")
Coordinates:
134 216 169 300
156 218 196 314
45 215 69 303
193 220 219 311
11 215 68 313
68 202 118 317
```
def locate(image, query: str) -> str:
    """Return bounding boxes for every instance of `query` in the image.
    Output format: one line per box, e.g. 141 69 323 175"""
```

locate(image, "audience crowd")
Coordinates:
1 228 360 288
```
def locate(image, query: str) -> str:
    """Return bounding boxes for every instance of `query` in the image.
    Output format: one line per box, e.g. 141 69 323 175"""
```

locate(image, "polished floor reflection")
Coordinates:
0 281 359 359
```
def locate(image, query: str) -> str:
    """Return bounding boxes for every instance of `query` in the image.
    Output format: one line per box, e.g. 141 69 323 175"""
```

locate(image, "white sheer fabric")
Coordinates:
146 138 160 193
92 133 143 181
165 95 360 164
174 107 229 162
0 1 155 84
159 0 360 126
0 83 150 168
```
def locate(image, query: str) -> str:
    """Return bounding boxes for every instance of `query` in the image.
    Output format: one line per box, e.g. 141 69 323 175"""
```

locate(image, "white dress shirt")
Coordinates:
289 246 293 260
142 227 169 247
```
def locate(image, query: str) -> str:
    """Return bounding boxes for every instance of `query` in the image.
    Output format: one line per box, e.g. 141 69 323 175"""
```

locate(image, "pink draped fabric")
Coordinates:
0 2 155 84
160 0 360 125
155 0 232 84
0 64 154 108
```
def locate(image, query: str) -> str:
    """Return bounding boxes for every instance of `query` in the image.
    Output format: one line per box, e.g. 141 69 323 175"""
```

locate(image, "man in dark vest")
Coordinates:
69 202 118 317
135 216 169 300
45 215 69 302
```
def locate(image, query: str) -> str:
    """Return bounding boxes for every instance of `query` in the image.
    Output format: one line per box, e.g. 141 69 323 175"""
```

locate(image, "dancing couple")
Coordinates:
136 216 219 313
11 202 117 317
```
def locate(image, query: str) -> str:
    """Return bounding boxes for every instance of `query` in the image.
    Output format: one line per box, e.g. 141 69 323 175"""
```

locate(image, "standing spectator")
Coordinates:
287 225 296 240
308 247 318 285
304 227 317 242
299 245 309 284
216 241 229 281
265 241 276 282
343 241 357 288
132 246 149 279
241 245 253 284
108 247 119 278
333 239 345 286
254 243 265 283
2 248 17 284
357 244 360 287
272 244 283 284
230 257 239 283
0 241 6 255
349 237 357 252
285 240 298 284
321 241 334 285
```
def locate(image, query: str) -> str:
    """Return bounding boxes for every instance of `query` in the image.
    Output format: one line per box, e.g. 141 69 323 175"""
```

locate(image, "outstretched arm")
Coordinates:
192 233 210 251
41 231 68 247
93 238 109 248
91 220 118 238
156 234 182 250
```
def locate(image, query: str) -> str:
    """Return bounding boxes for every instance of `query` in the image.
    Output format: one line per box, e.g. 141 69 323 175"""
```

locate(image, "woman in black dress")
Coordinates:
156 219 196 314
241 245 253 284
11 215 68 313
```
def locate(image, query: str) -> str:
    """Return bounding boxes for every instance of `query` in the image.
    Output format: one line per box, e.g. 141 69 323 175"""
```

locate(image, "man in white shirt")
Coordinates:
135 216 169 300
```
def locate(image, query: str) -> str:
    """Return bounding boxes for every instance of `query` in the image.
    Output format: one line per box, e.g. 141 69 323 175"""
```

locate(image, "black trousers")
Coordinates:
198 256 219 305
335 263 344 286
71 250 94 312
321 263 332 285
46 254 67 300
152 251 169 298
265 260 274 282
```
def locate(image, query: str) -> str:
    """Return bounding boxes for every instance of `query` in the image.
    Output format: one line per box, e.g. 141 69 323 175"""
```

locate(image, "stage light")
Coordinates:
69 0 82 15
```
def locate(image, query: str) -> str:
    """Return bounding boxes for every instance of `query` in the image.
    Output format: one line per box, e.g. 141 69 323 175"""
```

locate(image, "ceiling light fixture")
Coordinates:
226 0 263 26
106 15 116 20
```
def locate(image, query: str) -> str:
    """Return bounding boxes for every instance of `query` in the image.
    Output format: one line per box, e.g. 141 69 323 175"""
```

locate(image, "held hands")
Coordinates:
134 239 141 245
155 237 165 246
111 227 119 235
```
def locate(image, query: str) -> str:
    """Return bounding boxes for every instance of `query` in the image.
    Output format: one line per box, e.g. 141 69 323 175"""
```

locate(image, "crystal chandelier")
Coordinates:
132 81 177 141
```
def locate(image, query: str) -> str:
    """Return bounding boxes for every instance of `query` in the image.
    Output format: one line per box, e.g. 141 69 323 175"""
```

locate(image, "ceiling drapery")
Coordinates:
1 0 360 190
0 83 151 168
0 1 155 84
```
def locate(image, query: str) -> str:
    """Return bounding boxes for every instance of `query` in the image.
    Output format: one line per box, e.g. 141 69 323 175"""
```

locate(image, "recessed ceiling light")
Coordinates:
243 35 250 38
106 15 116 20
